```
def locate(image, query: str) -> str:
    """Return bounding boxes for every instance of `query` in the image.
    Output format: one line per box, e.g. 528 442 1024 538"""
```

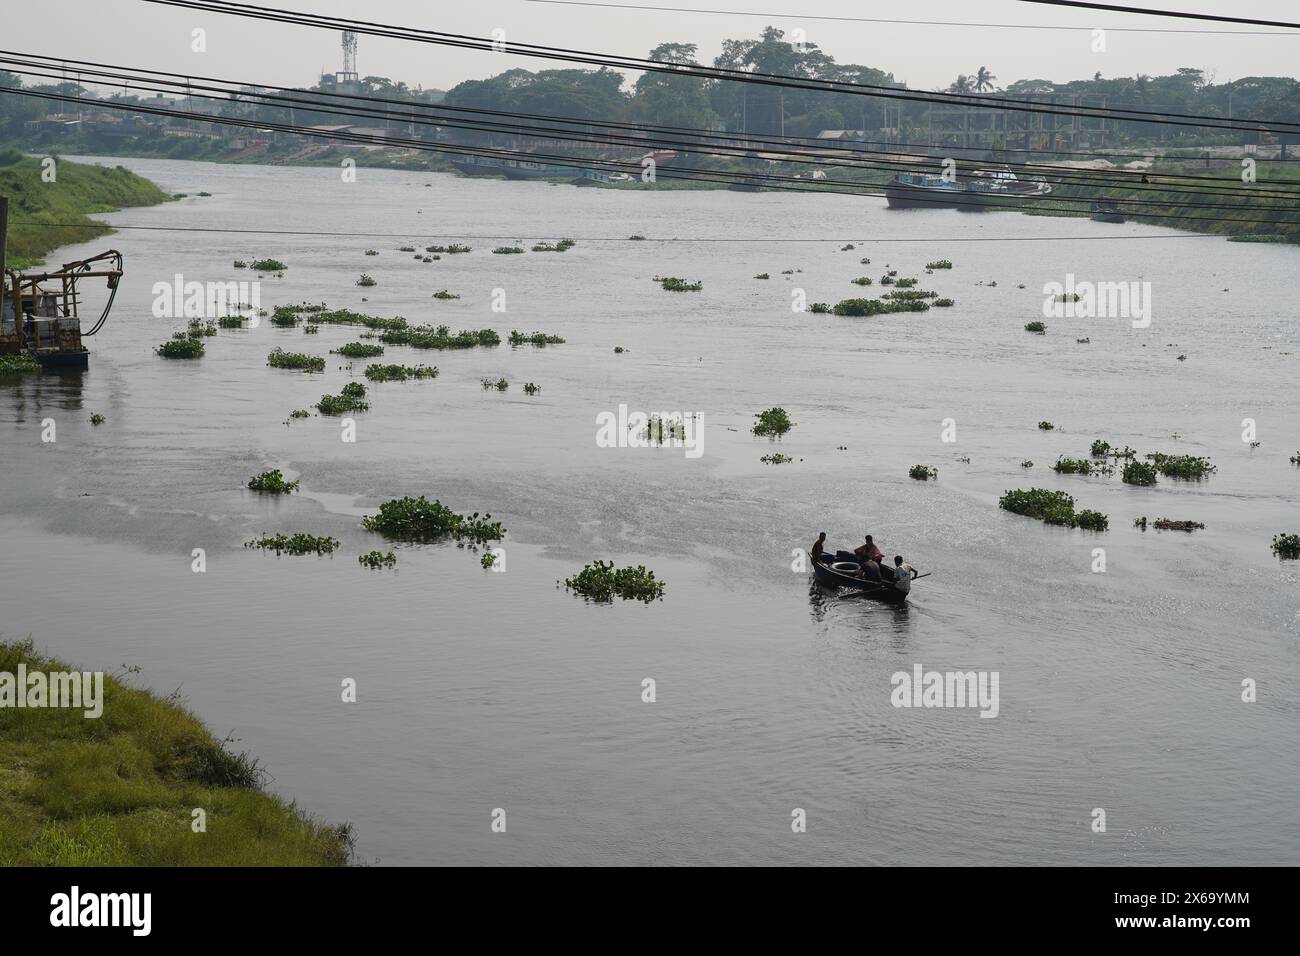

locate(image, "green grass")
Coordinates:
0 637 352 865
0 156 169 269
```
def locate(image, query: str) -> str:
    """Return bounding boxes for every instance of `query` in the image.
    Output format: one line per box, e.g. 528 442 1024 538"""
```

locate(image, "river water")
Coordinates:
1 156 1296 865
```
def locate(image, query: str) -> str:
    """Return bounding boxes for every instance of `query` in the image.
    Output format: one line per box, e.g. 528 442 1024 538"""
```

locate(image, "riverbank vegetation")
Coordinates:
0 637 352 865
0 151 169 269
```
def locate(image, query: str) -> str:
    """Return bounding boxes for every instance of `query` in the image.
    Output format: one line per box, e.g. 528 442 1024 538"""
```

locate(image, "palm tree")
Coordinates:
949 75 973 94
973 67 997 92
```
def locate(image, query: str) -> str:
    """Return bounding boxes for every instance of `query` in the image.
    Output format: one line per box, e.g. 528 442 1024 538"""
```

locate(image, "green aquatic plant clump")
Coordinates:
492 246 525 255
0 353 41 376
1122 460 1159 486
250 259 287 272
247 469 299 494
926 259 954 269
999 487 1107 530
509 330 566 346
1053 457 1114 476
89 413 106 426
362 495 505 544
523 382 541 395
363 363 438 382
1037 421 1054 430
217 315 246 328
1147 453 1216 480
851 276 873 286
531 239 576 252
380 325 499 350
332 342 385 358
431 290 460 300
656 276 703 292
933 298 955 307
1272 533 1300 559
156 338 205 359
315 388 369 415
752 407 794 437
358 550 397 569
481 377 509 391
563 560 665 603
1025 321 1047 334
245 533 340 555
1091 439 1112 457
831 298 930 316
356 274 377 287
909 465 938 480
761 452 793 464
267 349 325 372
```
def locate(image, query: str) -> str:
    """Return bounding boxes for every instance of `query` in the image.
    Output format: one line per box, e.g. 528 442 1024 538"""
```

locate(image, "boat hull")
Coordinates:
811 556 910 603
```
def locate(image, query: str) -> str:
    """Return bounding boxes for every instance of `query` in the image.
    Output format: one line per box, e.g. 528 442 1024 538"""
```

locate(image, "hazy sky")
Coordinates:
6 0 1299 94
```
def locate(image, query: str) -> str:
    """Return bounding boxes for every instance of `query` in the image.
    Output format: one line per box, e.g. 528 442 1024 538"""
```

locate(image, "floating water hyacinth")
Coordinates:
358 550 397 569
156 338 205 358
267 349 325 372
761 452 793 464
481 377 509 391
362 496 505 544
563 560 665 603
356 274 377 287
1272 533 1300 559
363 364 438 382
250 259 287 272
909 465 938 480
1146 453 1216 480
89 413 106 426
1122 460 1158 485
926 260 953 269
752 407 793 437
492 246 525 255
523 383 541 395
382 326 498 350
1025 321 1046 334
999 488 1107 530
1037 421 1054 430
655 276 703 292
531 239 576 252
247 469 299 494
332 342 385 358
508 330 565 346
245 533 339 555
217 315 246 327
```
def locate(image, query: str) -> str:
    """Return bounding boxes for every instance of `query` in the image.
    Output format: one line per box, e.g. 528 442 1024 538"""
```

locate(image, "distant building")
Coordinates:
817 129 866 141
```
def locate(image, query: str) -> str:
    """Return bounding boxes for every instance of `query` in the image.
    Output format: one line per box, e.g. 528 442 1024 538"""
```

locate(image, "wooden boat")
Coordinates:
810 556 913 604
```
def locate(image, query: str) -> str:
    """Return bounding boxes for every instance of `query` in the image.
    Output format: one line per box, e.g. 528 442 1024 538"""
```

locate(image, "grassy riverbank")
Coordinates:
0 150 171 269
0 638 352 866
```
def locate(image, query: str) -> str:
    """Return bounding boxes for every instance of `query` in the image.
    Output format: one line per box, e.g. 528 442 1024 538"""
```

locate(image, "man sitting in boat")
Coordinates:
854 535 884 564
891 556 918 592
856 558 883 582
811 532 828 563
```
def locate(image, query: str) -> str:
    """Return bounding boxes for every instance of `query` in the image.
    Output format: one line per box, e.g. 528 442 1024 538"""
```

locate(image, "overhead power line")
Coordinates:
8 53 1300 205
1014 0 1300 30
140 0 1300 134
524 0 1300 35
7 83 1300 229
